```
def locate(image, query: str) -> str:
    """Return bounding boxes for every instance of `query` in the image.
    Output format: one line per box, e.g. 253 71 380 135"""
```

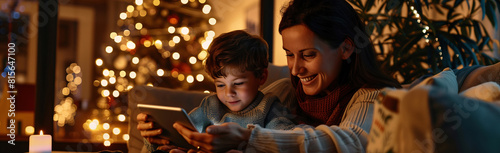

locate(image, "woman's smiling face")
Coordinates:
282 24 343 96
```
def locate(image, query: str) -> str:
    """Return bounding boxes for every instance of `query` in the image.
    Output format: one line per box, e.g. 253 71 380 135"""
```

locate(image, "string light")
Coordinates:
118 114 126 122
106 46 113 53
153 0 160 6
127 5 134 12
109 32 117 39
135 23 143 30
157 69 165 76
202 4 211 14
172 52 180 60
181 0 188 4
103 123 110 130
198 50 208 60
189 56 197 64
132 57 140 64
96 58 103 66
173 36 181 43
127 41 136 49
114 35 122 43
113 128 121 135
208 18 216 25
102 90 110 97
120 70 126 77
113 90 120 97
155 40 163 49
119 12 127 20
101 79 108 87
196 74 204 82
181 27 189 35
103 69 110 76
187 75 194 83
135 0 143 5
104 140 111 147
103 133 110 139
168 26 175 33
123 134 130 141
123 30 130 36
129 71 137 79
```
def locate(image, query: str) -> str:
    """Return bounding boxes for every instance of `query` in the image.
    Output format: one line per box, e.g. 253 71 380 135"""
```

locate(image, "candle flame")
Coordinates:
40 130 44 135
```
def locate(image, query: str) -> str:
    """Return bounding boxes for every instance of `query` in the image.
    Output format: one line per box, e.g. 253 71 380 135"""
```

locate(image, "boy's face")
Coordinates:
215 69 266 112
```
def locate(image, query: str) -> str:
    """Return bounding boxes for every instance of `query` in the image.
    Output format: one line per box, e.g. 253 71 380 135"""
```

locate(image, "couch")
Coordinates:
127 62 500 153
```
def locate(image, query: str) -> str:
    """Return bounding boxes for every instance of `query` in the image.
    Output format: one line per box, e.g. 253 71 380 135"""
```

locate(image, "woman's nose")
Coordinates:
290 58 304 76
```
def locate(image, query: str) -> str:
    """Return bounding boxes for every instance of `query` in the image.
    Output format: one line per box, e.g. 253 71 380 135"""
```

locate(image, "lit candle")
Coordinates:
29 130 52 153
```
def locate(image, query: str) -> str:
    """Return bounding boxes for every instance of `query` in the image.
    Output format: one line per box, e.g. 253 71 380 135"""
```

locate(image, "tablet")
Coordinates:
137 104 198 150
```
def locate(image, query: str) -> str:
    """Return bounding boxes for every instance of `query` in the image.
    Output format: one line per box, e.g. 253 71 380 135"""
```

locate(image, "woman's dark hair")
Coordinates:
205 30 269 79
279 0 401 88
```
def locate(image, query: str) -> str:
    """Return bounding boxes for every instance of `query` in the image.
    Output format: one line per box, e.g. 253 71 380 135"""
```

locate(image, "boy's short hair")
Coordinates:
205 30 269 79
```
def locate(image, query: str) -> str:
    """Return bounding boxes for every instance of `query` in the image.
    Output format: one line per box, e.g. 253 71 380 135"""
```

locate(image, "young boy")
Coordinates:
146 30 294 153
188 30 295 133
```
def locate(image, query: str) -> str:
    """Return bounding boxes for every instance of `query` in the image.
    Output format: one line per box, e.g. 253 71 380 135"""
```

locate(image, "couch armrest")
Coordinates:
460 62 500 92
127 85 210 153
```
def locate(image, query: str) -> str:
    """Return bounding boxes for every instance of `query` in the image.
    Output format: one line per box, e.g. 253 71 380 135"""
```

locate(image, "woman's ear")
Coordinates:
259 68 268 85
340 37 355 60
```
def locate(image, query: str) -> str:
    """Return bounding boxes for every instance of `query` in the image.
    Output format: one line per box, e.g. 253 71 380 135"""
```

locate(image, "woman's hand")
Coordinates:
136 113 170 145
173 122 252 152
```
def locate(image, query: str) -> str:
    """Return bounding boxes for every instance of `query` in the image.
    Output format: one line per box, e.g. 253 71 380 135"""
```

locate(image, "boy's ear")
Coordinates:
340 37 355 60
259 68 268 85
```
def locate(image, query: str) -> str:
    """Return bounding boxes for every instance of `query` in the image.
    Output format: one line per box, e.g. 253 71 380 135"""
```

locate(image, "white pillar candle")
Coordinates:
29 130 52 153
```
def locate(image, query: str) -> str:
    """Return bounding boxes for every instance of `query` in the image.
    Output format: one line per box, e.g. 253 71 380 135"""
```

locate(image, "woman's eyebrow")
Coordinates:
283 47 317 52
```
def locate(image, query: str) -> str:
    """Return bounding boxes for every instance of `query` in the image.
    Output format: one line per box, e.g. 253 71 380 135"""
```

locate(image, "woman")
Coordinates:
138 0 400 152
